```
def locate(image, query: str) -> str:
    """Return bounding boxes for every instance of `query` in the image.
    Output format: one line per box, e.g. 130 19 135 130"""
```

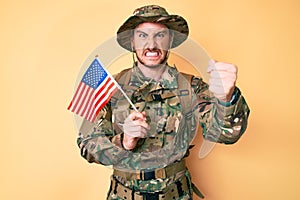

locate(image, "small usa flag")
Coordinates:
68 58 117 122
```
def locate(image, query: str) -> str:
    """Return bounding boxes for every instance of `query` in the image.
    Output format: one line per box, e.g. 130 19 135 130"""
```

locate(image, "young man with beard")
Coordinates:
77 5 250 200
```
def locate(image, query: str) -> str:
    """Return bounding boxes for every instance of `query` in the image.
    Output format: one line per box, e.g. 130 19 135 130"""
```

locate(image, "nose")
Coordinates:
146 37 157 49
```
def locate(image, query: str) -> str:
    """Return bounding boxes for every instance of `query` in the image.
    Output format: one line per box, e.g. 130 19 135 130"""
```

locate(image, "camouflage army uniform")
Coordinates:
76 4 250 200
77 64 250 199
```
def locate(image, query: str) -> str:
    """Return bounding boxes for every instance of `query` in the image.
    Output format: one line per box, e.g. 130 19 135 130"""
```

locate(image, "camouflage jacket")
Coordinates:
77 65 250 171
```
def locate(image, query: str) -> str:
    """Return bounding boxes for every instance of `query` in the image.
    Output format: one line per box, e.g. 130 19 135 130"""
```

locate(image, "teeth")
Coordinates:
145 52 158 57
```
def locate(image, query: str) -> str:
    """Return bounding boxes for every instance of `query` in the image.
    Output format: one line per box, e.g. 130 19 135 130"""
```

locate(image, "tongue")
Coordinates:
146 52 158 57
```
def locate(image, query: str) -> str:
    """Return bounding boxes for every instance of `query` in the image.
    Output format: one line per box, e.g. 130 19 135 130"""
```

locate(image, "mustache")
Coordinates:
143 48 162 53
133 47 164 51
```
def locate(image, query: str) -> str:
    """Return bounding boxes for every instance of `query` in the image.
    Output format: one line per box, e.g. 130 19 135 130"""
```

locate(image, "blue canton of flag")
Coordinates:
82 59 108 89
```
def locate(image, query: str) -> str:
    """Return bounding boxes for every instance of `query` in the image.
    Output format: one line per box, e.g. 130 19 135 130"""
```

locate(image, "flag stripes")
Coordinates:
67 58 118 122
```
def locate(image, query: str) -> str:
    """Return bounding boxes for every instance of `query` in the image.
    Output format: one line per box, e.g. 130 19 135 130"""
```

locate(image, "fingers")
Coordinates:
127 111 147 121
208 75 236 87
207 60 238 74
124 122 148 138
123 111 149 138
207 60 238 101
122 111 149 150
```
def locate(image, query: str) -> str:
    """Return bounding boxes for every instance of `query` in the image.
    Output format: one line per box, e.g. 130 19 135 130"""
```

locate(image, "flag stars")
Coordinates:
82 59 108 89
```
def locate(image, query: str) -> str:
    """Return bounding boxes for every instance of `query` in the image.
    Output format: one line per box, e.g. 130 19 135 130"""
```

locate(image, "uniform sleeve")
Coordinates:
76 105 130 165
192 77 250 144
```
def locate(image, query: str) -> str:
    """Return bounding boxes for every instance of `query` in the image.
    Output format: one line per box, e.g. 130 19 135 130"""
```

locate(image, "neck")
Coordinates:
137 63 166 81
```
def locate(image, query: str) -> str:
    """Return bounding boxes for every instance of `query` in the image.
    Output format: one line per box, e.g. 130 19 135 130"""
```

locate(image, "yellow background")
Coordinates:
1 0 300 199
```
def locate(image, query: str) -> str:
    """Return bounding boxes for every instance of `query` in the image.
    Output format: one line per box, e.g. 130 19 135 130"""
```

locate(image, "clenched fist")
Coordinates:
207 60 237 102
122 111 149 150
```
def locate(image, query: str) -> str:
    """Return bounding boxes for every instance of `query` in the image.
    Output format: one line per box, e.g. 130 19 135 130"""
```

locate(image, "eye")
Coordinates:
138 33 147 38
156 32 165 38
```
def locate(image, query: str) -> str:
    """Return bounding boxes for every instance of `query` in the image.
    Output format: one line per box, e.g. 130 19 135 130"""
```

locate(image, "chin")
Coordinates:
143 62 164 68
142 57 165 65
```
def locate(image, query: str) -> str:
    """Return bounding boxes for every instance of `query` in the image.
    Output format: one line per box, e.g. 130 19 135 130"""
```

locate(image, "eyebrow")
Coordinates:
134 30 169 35
135 30 148 35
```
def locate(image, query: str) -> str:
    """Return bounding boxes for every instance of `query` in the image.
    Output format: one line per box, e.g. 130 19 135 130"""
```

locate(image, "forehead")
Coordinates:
134 22 169 32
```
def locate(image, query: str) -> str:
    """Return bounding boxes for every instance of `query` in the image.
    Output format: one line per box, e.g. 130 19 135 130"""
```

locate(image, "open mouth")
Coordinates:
144 50 161 57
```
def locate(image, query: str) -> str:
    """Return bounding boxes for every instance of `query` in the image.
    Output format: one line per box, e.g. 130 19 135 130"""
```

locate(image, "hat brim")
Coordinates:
117 15 189 51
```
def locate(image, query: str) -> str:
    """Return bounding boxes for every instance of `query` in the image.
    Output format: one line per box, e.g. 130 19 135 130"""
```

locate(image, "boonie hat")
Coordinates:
117 5 189 51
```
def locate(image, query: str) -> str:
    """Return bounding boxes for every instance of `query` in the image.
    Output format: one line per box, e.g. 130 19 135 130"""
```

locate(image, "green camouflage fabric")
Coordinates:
132 5 170 17
108 194 191 200
108 171 192 200
77 64 250 198
108 193 191 200
77 65 249 167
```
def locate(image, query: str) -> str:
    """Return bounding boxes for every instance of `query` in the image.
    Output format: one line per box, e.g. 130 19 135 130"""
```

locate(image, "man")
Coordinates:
77 5 250 200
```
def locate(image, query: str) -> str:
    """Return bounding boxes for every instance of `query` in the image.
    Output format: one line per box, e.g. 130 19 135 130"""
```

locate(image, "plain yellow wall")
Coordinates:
1 0 300 200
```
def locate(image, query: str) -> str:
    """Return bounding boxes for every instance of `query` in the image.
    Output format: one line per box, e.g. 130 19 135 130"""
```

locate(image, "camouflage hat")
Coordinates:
117 5 189 51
